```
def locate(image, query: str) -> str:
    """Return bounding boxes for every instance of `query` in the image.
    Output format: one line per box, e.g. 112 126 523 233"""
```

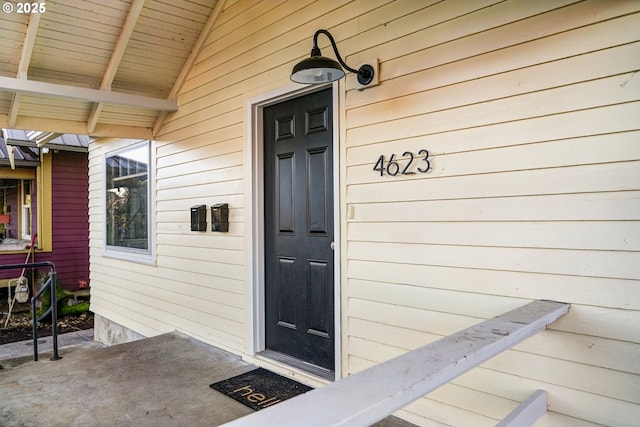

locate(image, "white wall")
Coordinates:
89 1 640 425
340 2 640 425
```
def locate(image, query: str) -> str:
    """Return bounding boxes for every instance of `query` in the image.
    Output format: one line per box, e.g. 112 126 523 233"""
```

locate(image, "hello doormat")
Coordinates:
210 368 313 411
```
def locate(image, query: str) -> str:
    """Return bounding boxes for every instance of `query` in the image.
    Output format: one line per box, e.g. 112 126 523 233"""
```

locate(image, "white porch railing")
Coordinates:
222 300 570 427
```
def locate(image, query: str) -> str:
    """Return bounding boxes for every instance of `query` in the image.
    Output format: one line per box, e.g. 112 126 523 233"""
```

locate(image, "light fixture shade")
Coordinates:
290 55 346 84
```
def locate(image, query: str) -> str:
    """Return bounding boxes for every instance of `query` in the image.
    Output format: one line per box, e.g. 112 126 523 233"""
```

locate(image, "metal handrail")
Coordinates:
0 261 61 361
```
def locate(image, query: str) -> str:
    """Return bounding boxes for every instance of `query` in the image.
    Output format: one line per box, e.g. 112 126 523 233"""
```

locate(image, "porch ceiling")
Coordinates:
0 0 223 139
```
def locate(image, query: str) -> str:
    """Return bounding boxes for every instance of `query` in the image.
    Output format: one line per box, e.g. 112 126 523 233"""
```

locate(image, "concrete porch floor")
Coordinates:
0 331 415 427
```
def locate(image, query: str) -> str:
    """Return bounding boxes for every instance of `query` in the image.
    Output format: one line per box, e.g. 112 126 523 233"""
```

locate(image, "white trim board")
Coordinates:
223 300 570 427
245 82 342 381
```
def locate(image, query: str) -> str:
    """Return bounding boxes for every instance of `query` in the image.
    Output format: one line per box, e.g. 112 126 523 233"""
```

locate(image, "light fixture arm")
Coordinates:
311 29 374 85
312 30 360 75
290 29 375 86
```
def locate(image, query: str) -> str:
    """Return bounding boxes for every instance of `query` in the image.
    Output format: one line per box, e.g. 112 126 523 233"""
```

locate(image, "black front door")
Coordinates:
264 88 334 371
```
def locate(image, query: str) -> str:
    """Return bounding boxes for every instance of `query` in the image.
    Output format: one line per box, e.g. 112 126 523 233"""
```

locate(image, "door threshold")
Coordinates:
259 349 335 381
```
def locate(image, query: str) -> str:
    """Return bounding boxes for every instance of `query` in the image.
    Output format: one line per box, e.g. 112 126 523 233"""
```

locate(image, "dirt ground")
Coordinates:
1 311 94 345
0 297 94 345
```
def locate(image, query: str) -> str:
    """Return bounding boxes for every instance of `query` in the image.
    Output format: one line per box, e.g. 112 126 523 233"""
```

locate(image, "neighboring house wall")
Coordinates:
0 150 89 290
89 2 640 426
50 150 89 290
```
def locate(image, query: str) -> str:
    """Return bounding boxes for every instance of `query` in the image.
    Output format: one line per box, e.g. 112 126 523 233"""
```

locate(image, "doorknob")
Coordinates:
330 241 335 251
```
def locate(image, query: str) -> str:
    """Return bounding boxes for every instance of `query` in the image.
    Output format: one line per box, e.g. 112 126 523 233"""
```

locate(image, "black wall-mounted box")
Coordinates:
211 203 229 232
190 205 207 231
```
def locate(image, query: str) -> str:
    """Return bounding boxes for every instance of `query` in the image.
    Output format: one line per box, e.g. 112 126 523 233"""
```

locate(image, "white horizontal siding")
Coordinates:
348 316 640 377
88 130 249 354
349 241 639 280
349 16 640 107
349 260 640 308
349 221 640 251
348 332 640 404
119 0 398 359
350 191 640 222
87 1 640 426
341 0 640 425
348 160 640 203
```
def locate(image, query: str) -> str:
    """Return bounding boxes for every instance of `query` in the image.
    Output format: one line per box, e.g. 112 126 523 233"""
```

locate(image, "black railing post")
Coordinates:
0 261 61 362
49 270 61 361
31 292 39 361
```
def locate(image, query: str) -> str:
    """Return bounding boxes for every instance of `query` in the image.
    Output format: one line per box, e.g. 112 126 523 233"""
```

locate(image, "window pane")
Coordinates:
106 144 149 250
0 178 35 251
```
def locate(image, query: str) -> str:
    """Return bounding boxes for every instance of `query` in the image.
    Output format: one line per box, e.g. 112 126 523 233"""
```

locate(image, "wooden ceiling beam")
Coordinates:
153 0 227 136
9 12 42 127
8 92 21 128
0 76 178 111
17 13 41 78
86 103 104 134
88 0 146 132
0 113 154 139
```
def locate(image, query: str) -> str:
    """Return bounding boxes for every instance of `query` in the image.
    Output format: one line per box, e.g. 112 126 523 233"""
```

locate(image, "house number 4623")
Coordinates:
373 150 430 176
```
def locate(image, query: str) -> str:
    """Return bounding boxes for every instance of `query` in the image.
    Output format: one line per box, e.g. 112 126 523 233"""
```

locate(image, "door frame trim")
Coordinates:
245 82 341 380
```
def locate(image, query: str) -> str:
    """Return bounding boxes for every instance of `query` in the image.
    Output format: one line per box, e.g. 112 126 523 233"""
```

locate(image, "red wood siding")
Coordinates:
0 151 89 290
50 150 89 290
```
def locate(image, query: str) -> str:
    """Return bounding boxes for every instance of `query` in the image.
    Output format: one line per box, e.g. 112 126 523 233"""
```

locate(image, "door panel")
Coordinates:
307 259 330 338
277 153 295 233
264 88 334 371
307 147 328 234
276 257 296 328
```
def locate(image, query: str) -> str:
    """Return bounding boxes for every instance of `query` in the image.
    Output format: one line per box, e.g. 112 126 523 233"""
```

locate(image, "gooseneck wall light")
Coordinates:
290 29 375 86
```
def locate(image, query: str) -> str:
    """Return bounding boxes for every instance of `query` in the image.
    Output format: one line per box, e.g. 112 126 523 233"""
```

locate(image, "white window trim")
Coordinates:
103 140 156 265
21 179 32 241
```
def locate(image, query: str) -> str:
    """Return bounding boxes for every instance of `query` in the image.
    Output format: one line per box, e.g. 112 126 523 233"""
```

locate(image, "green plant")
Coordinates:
35 278 90 321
